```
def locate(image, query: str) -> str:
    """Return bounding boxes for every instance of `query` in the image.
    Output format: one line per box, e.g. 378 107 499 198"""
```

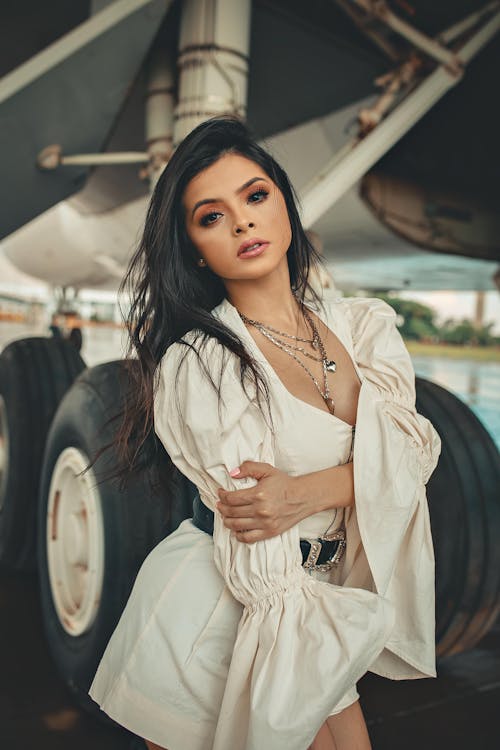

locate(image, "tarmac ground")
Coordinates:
1 566 499 749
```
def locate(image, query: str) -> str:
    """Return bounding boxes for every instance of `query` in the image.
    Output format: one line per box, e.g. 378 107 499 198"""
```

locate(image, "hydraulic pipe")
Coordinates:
173 0 251 146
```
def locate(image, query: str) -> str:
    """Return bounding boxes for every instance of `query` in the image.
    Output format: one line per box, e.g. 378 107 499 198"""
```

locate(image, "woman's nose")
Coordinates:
234 219 255 234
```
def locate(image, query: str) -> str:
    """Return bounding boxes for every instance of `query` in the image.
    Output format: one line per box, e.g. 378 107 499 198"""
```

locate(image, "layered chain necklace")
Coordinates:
237 299 338 415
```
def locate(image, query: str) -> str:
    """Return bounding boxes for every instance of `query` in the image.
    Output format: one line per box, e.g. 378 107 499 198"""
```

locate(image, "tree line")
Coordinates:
375 294 500 347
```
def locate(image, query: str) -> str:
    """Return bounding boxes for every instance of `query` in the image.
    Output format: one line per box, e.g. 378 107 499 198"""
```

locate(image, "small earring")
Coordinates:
197 257 206 267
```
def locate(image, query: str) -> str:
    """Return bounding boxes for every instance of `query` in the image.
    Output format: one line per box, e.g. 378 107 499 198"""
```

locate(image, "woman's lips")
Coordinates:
237 242 270 258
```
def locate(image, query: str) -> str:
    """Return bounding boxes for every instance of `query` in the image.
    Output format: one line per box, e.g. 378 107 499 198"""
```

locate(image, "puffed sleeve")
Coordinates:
341 296 442 678
153 331 395 750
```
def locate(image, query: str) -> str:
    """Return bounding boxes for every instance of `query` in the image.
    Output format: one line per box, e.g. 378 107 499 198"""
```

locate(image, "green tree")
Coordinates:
440 319 499 346
374 294 438 341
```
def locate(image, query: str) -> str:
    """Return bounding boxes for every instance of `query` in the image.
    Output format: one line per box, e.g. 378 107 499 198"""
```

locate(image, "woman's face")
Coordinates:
182 152 292 283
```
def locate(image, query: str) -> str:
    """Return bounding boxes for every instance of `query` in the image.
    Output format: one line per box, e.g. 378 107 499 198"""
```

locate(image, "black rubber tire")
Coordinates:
416 376 500 657
0 336 86 570
37 359 194 720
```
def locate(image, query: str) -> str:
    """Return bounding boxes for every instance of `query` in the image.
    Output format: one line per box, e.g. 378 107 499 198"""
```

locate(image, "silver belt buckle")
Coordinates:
302 528 346 572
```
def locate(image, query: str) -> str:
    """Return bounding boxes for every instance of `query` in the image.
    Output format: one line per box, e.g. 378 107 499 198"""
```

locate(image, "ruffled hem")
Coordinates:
211 574 395 750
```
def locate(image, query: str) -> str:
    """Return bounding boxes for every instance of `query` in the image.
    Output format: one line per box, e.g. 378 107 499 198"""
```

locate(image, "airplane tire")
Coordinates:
37 360 194 717
0 336 86 570
416 376 500 657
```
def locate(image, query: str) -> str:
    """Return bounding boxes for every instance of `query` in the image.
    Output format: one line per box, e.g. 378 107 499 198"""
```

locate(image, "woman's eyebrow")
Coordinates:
191 176 269 218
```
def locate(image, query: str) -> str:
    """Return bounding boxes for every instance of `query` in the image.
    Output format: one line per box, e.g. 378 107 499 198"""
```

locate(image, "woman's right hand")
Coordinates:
216 460 306 543
217 458 354 542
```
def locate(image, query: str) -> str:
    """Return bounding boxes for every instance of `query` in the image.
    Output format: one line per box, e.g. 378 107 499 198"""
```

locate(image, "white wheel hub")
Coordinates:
47 447 105 636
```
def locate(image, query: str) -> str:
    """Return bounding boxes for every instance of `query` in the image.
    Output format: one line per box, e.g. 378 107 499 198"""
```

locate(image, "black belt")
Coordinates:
191 491 346 572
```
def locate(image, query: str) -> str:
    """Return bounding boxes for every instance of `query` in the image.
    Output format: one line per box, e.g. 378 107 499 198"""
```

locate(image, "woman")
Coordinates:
88 115 441 750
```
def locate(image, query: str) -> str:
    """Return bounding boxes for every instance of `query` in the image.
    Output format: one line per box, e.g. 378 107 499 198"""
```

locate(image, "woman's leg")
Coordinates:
142 702 370 750
144 726 336 750
326 700 372 750
145 728 334 750
309 720 338 749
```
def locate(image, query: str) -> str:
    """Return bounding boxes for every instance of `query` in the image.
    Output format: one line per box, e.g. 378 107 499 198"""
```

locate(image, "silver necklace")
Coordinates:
246 315 331 364
241 316 322 348
261 334 324 362
237 302 338 415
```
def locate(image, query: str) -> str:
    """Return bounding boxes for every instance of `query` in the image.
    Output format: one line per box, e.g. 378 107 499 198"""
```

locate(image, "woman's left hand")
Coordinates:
216 460 303 543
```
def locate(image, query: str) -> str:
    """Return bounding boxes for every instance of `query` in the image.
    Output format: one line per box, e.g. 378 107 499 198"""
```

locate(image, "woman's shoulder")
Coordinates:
330 295 415 401
158 297 247 385
160 327 226 369
333 295 396 327
157 328 243 405
311 294 397 352
155 329 265 436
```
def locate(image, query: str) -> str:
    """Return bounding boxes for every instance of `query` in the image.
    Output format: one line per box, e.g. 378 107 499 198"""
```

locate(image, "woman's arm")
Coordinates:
216 460 354 543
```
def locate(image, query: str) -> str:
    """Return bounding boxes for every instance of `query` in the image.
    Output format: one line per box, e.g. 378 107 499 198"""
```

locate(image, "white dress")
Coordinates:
88 295 441 750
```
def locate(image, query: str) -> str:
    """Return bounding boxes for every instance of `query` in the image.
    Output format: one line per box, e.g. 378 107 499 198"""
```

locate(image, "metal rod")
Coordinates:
333 0 401 61
0 0 173 104
299 9 500 228
351 0 462 71
455 7 500 61
60 152 149 165
438 1 499 45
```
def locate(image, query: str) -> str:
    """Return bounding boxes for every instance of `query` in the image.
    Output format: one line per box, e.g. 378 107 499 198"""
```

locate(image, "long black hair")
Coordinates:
92 114 327 495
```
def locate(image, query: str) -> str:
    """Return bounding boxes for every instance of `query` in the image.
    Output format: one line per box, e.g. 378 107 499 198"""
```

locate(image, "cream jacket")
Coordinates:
154 294 442 750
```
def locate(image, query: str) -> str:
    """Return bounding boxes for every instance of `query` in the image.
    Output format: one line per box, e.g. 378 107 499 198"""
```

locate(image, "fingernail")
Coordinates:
229 467 241 477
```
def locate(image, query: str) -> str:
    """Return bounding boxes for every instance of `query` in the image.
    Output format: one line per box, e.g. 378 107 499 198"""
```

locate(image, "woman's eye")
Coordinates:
200 211 222 227
198 189 268 226
248 189 269 203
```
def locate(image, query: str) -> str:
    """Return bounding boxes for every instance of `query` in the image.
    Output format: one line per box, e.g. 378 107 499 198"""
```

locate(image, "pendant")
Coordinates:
326 360 336 372
325 397 335 414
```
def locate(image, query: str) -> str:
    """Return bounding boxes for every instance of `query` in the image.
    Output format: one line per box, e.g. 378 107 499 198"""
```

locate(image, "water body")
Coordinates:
411 355 500 451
